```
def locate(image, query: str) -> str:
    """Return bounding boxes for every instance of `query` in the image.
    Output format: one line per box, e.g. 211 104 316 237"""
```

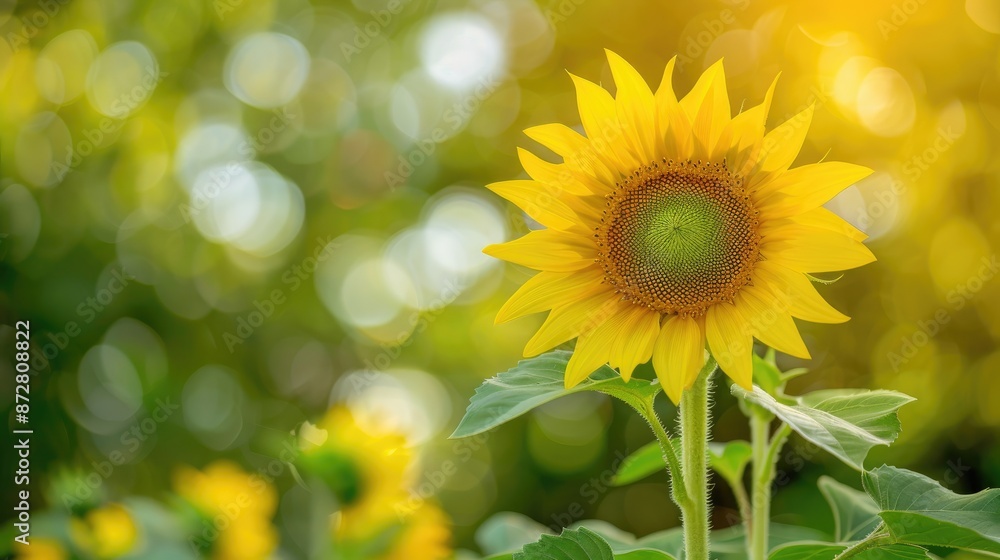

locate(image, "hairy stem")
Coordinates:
833 526 894 559
749 411 791 560
731 476 753 529
645 401 689 508
750 411 771 560
680 362 714 560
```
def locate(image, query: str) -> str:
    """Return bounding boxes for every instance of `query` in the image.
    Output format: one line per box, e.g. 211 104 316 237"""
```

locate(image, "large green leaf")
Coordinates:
863 465 1000 557
615 552 677 560
767 542 928 560
767 542 845 560
610 440 750 488
517 527 614 560
817 476 881 542
633 523 828 560
731 386 914 470
512 527 676 560
710 524 830 560
452 351 660 438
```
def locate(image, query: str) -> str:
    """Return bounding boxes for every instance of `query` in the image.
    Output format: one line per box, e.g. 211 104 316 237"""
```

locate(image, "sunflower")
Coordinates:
14 538 67 560
298 407 452 560
68 503 138 559
485 52 875 403
173 461 278 560
299 407 413 539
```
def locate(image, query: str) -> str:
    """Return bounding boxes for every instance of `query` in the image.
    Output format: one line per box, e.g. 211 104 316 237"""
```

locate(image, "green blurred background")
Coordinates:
2 0 1000 557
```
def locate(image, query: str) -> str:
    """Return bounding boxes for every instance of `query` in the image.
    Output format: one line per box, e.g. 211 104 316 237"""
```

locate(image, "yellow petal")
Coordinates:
796 207 867 242
496 268 608 323
679 60 731 161
487 180 580 230
606 49 657 163
755 161 872 214
654 56 693 160
524 291 624 357
484 229 597 272
523 123 617 186
517 147 594 196
652 315 706 404
569 72 639 171
752 261 850 324
610 306 661 381
726 74 779 176
762 231 876 273
524 122 589 156
735 286 810 359
706 303 753 389
565 313 623 388
749 103 814 188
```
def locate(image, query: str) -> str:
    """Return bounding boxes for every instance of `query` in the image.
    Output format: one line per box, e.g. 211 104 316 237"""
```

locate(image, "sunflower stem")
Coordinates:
645 401 689 508
680 361 714 560
749 410 790 560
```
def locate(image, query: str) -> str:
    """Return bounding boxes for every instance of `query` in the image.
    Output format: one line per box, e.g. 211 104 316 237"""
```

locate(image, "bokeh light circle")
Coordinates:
856 67 916 137
35 30 99 105
86 41 160 118
419 12 505 91
224 32 311 109
182 365 246 450
188 162 262 244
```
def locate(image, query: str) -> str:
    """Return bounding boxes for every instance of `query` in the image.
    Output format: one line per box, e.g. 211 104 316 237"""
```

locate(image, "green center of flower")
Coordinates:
596 159 761 317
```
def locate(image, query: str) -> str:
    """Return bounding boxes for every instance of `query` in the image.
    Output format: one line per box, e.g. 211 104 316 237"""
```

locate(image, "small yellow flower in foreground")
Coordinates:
173 461 278 560
300 407 413 539
300 407 451 560
69 503 138 559
15 537 68 560
486 51 875 403
376 502 452 560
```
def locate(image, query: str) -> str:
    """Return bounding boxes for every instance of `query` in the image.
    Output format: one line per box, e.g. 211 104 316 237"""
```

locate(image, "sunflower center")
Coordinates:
596 159 761 317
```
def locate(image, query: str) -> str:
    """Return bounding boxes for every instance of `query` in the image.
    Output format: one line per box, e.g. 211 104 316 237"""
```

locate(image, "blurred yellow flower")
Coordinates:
486 51 875 402
14 538 67 560
377 502 452 560
299 407 451 560
300 407 412 538
173 461 278 560
68 503 137 559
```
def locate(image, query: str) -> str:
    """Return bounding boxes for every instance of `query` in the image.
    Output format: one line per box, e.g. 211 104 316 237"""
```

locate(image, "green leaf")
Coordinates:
476 512 551 556
610 440 749 488
768 542 929 560
708 440 753 486
780 368 810 384
610 441 667 487
863 465 1000 556
570 520 639 551
615 551 676 560
566 521 677 559
452 351 660 438
731 386 915 470
817 476 881 542
857 545 931 559
767 542 845 560
709 524 830 560
806 273 843 285
514 527 613 560
634 527 684 559
753 350 784 395
635 524 828 560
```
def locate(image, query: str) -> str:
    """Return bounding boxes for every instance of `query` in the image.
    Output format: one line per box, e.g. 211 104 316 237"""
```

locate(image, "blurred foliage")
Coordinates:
2 0 1000 557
